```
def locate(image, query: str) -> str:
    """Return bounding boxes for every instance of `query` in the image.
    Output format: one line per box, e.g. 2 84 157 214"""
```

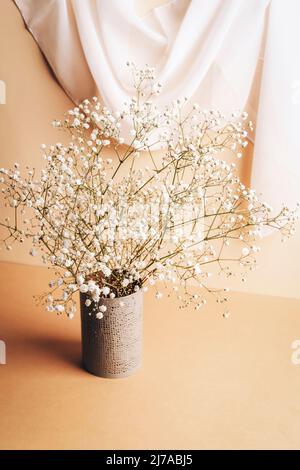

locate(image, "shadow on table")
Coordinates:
16 336 82 372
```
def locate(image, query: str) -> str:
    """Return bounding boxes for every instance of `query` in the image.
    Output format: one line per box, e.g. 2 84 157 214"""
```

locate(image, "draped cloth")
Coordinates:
15 0 300 208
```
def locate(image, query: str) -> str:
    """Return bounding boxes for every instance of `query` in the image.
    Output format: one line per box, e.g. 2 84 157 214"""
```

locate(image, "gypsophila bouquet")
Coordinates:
0 64 298 319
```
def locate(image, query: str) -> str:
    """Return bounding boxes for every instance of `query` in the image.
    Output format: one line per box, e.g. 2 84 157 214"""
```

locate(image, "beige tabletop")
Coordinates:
0 261 300 450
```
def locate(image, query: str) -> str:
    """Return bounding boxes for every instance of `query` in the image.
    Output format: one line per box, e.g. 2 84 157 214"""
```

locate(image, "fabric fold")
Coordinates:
14 0 300 207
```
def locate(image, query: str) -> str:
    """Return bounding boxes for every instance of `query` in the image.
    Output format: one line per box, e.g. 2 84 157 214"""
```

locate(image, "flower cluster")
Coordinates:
0 64 298 319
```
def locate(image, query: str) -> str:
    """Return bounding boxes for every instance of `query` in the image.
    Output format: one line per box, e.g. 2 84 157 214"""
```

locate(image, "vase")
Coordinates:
80 290 143 378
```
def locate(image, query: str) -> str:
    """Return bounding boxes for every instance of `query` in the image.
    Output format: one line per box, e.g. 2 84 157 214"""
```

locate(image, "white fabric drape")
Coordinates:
15 0 300 208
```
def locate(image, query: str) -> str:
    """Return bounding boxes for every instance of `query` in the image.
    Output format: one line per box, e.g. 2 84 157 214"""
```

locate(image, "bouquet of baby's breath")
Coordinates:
0 65 297 319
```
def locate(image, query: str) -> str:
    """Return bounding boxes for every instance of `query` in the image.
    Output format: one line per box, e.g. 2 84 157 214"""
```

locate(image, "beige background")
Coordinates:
1 0 299 299
1 0 300 451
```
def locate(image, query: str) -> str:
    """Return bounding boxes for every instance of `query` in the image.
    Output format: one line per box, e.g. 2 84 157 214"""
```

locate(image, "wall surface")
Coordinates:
0 0 299 299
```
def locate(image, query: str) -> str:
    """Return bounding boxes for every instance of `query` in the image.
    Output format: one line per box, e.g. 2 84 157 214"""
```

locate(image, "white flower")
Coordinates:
55 305 65 312
35 197 44 207
102 286 110 296
85 299 92 307
76 275 85 286
96 312 103 320
79 284 89 293
9 199 17 208
194 264 202 275
72 118 80 127
99 305 107 313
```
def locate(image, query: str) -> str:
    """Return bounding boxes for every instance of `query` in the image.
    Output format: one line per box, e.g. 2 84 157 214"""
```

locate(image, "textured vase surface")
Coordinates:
80 291 143 378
